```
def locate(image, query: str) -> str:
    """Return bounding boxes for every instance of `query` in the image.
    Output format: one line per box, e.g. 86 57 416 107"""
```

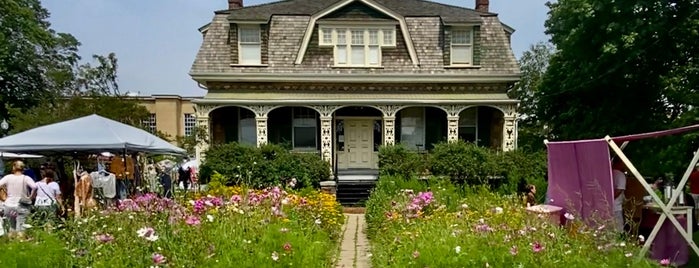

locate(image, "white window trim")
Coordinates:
450 27 474 66
184 113 196 136
318 26 396 67
238 24 261 65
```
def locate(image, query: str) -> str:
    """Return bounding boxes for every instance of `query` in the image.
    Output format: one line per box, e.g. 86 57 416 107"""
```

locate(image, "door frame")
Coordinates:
334 116 382 171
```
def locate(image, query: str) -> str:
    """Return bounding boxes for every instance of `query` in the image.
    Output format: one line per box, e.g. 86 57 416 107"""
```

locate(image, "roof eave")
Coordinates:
189 72 521 84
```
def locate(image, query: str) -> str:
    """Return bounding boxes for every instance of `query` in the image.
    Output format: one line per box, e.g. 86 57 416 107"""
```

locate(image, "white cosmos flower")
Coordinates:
207 215 214 222
281 198 289 205
455 246 461 254
315 219 322 225
494 207 503 214
145 235 159 242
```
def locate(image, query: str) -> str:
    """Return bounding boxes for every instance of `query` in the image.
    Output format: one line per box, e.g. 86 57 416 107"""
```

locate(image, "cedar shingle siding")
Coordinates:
191 0 518 75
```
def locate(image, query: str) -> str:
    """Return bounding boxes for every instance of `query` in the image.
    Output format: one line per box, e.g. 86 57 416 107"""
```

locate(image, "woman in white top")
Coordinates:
0 160 37 235
34 169 63 225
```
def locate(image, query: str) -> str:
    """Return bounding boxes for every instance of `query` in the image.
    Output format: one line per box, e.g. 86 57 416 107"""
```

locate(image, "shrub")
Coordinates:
428 141 500 183
200 143 329 189
494 150 548 202
378 144 425 178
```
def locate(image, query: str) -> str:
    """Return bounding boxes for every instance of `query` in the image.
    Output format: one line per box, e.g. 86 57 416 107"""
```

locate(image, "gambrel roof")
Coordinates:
190 0 519 84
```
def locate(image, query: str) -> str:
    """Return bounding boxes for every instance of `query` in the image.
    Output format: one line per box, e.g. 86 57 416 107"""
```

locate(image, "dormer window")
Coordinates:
450 28 473 65
238 25 261 65
319 26 395 67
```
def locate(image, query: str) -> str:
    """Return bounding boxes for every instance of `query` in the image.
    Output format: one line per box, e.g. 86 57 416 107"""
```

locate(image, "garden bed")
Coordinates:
365 176 668 267
0 186 344 267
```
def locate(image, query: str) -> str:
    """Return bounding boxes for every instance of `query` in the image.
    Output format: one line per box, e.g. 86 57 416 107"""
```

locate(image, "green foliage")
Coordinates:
200 143 330 188
495 150 549 203
511 42 555 152
428 141 500 183
0 0 81 120
378 144 425 178
7 95 150 134
175 125 210 156
538 0 699 140
366 177 661 267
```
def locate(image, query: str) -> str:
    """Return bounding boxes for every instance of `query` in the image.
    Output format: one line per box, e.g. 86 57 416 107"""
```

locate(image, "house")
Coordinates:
133 95 200 140
189 0 520 180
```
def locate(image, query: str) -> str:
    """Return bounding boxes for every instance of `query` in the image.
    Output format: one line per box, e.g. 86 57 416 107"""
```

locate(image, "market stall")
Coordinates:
0 114 186 217
545 124 699 264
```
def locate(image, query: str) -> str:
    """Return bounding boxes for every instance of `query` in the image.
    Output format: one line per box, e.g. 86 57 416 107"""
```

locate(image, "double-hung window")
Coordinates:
319 26 395 67
292 108 317 150
238 25 261 65
458 108 478 143
451 28 473 65
142 113 157 133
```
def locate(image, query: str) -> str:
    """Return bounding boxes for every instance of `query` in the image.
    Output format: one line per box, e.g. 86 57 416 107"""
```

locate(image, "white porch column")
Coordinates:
447 115 459 142
249 105 274 148
256 116 268 147
383 116 396 145
195 104 215 161
502 104 517 151
320 116 333 164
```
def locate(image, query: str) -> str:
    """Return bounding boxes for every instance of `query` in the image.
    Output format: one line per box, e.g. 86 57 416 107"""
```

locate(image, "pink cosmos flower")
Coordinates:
283 242 292 252
185 215 201 226
95 233 114 243
510 245 518 256
152 253 166 265
660 259 670 266
412 250 420 258
230 195 242 204
532 242 544 253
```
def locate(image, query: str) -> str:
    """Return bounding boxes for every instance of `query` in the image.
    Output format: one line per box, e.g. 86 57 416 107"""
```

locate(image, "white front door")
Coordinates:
343 119 374 169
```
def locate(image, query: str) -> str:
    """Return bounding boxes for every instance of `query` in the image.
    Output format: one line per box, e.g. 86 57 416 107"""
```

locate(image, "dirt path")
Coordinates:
336 213 371 268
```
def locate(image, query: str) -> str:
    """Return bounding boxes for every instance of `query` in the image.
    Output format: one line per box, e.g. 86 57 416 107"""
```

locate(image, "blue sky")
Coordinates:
41 0 550 97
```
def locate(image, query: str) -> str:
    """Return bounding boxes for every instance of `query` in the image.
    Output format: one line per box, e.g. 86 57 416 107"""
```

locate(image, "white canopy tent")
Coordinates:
0 152 44 158
0 114 185 155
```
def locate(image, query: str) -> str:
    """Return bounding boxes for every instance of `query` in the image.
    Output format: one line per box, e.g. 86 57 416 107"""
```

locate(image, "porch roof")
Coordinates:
196 91 515 104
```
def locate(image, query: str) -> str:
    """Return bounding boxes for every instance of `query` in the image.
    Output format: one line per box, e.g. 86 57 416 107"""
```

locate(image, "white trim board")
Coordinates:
294 0 419 66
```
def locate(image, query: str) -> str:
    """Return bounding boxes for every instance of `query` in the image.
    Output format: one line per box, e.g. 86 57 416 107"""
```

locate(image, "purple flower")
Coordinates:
185 215 201 226
152 253 166 264
532 242 544 253
95 233 114 243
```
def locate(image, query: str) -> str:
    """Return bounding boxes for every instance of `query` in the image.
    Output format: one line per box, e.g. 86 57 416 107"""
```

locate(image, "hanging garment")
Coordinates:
144 165 159 192
75 172 96 209
90 171 117 199
109 156 135 180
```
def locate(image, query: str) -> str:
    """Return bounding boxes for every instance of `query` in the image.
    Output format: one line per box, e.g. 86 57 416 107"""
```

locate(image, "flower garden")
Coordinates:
366 176 667 267
0 184 344 267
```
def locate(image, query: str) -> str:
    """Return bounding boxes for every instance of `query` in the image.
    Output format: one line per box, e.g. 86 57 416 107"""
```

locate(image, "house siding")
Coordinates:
190 6 519 75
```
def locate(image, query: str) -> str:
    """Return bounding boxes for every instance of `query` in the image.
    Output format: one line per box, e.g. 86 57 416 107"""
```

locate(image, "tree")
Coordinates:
509 42 555 151
7 55 150 133
537 0 699 176
0 0 80 119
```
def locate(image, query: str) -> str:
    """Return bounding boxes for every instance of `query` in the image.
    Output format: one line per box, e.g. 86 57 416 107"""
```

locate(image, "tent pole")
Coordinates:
605 136 699 259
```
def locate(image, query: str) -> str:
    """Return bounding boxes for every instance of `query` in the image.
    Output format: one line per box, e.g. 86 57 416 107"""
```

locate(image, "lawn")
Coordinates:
0 186 344 268
366 176 670 267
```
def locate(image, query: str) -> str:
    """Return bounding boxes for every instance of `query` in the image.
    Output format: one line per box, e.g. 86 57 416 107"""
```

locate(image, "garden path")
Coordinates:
336 213 371 268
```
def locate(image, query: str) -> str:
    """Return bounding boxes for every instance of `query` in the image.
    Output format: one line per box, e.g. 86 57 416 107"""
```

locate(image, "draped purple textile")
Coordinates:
546 139 614 225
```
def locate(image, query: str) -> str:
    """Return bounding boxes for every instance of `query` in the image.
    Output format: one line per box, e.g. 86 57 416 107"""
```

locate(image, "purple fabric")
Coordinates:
546 139 614 225
612 123 699 143
651 216 689 266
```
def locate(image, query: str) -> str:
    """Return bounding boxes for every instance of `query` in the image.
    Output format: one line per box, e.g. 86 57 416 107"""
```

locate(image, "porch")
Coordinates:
196 103 518 181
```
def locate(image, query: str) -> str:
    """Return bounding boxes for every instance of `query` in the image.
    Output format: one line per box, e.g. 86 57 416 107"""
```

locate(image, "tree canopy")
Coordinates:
537 0 699 140
534 0 699 176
